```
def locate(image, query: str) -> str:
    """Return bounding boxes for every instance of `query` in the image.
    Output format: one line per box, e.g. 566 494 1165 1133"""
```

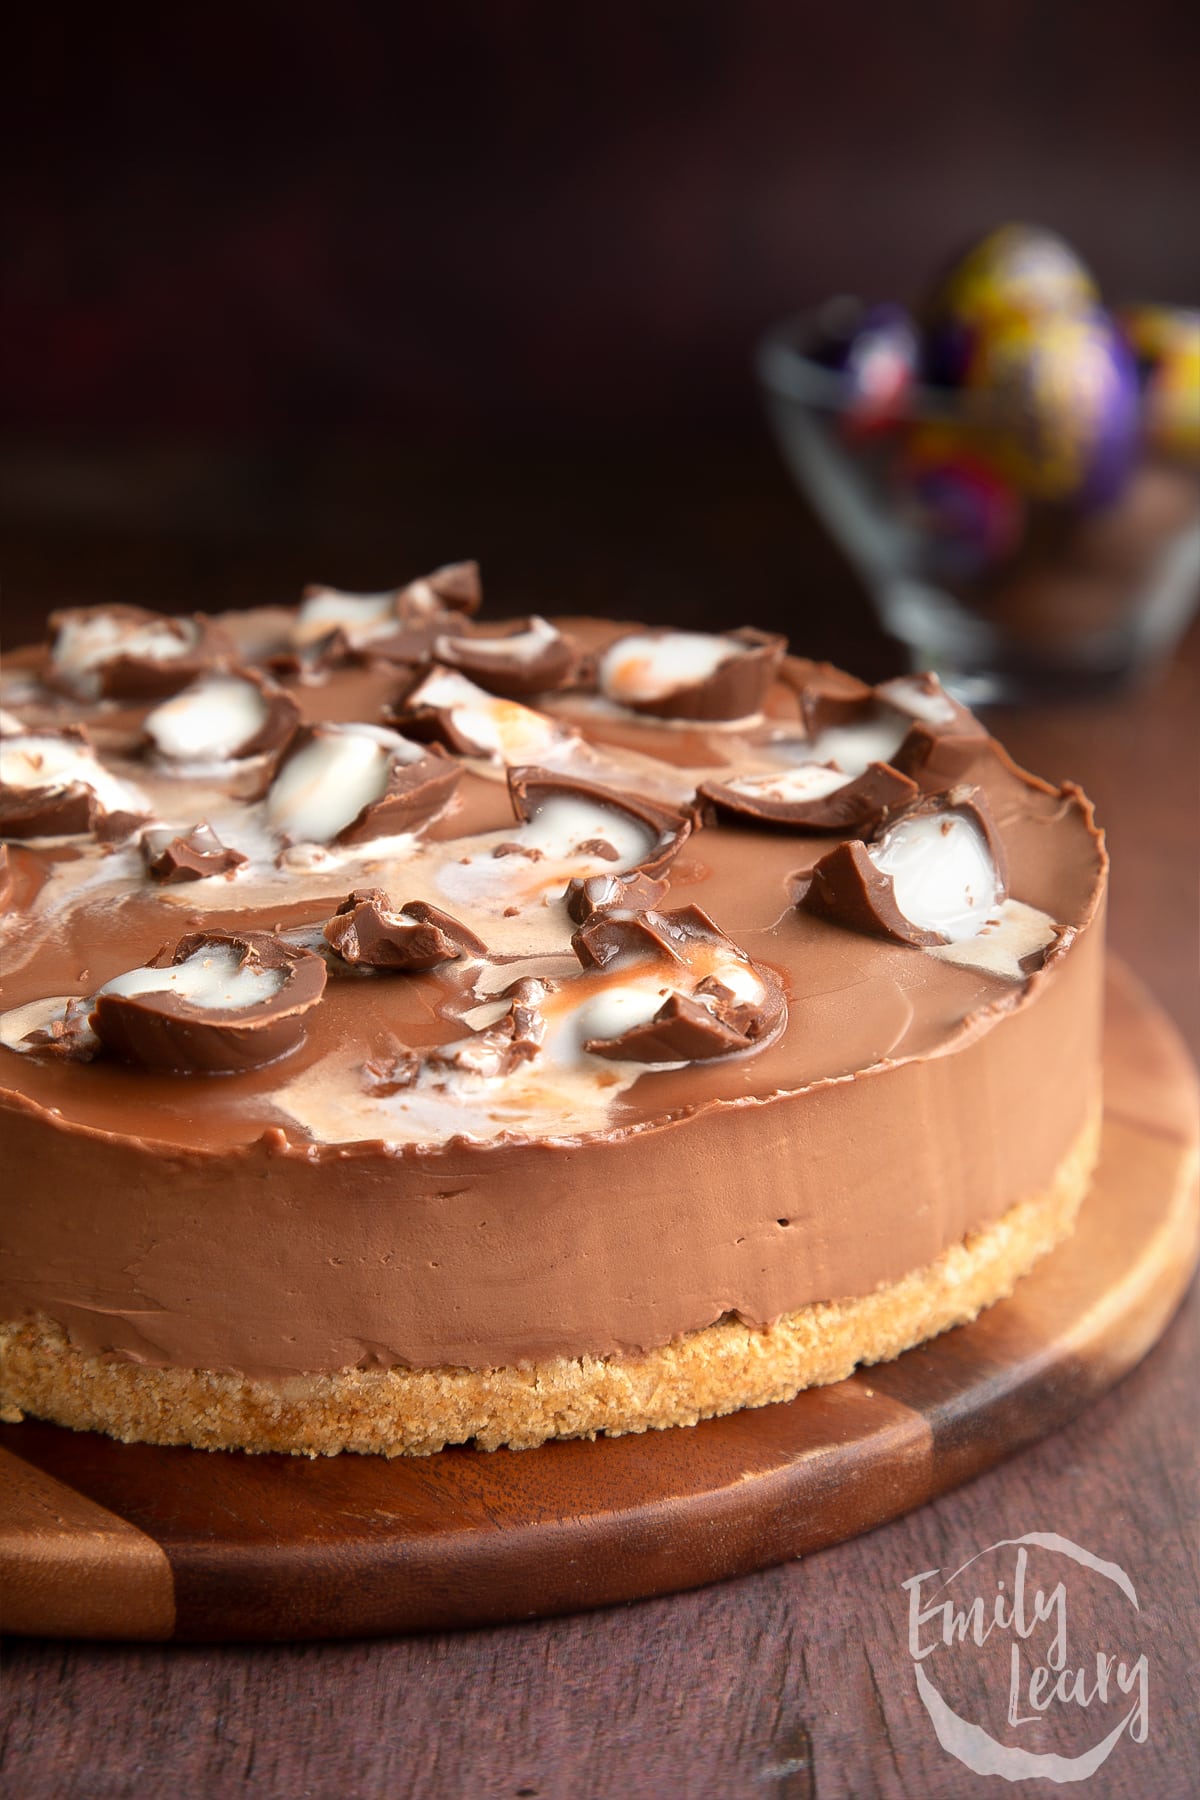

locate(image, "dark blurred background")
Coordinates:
3 2 1199 654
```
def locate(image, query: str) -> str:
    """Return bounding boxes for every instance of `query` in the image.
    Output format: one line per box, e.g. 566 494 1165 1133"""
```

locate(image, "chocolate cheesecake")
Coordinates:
0 570 1107 1455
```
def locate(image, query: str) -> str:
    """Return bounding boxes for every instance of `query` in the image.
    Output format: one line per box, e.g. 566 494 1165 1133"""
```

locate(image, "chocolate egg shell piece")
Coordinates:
427 979 547 1079
324 890 489 971
0 726 149 841
507 766 692 879
798 840 947 947
140 823 247 885
564 869 669 924
798 786 1007 947
269 726 462 846
432 616 585 699
46 605 233 702
90 931 327 1075
19 998 99 1063
599 627 786 722
697 762 917 833
141 669 300 764
584 993 756 1065
571 901 750 975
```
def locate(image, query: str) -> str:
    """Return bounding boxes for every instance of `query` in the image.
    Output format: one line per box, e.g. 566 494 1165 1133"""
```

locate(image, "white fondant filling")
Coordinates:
598 631 736 704
437 617 558 665
266 726 420 843
99 943 284 1011
875 675 958 726
0 734 148 821
410 668 566 761
436 797 657 914
725 765 851 803
0 996 88 1054
144 677 270 762
52 615 196 697
292 588 397 650
800 713 910 775
868 810 1002 941
929 899 1058 982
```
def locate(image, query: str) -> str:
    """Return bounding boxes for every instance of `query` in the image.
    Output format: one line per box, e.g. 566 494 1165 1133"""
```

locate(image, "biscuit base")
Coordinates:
0 1105 1099 1458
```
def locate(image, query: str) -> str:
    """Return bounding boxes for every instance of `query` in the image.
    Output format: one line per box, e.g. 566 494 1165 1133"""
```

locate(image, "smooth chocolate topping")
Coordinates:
507 766 692 878
697 761 917 832
46 605 232 701
799 787 1009 948
324 890 488 970
597 626 786 722
431 616 585 698
564 869 670 923
140 823 248 885
90 931 327 1074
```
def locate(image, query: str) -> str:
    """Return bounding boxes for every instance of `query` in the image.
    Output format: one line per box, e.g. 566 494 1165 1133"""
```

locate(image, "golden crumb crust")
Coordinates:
0 1102 1099 1457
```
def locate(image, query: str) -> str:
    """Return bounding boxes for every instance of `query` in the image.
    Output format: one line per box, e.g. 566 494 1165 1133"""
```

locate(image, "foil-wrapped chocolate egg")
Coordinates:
924 223 1098 386
815 301 919 436
1118 304 1200 460
966 308 1140 505
901 424 1025 574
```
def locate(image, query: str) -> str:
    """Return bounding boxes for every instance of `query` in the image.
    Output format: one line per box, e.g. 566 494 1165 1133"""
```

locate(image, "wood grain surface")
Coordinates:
1 472 1197 1798
1 961 1195 1656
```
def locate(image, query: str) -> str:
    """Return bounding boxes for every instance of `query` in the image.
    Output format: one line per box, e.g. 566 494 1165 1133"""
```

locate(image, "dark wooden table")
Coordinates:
2 444 1198 1799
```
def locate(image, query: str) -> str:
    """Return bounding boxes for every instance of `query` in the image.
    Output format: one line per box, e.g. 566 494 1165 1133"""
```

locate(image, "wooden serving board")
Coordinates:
2 959 1196 1644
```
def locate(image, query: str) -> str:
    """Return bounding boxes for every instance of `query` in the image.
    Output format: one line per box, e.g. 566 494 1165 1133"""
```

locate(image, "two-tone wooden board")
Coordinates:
2 959 1196 1643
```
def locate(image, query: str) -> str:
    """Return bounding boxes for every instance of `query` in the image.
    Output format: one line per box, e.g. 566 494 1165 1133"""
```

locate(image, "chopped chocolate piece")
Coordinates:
90 931 327 1074
507 767 691 879
324 890 488 970
596 626 786 722
584 992 754 1064
266 724 460 846
564 869 669 923
432 615 585 698
572 901 740 972
427 979 547 1079
19 998 100 1063
283 563 481 671
142 670 300 764
361 1045 421 1094
141 823 248 884
571 903 786 1063
46 605 232 701
784 664 875 736
0 727 150 840
799 787 1008 948
0 844 13 910
697 761 916 832
798 839 946 947
879 676 991 782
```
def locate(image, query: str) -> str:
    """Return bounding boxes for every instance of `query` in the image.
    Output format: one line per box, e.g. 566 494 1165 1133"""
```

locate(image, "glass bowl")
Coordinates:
757 305 1200 705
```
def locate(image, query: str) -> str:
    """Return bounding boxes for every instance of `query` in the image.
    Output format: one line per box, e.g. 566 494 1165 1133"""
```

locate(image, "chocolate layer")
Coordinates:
0 607 1107 1379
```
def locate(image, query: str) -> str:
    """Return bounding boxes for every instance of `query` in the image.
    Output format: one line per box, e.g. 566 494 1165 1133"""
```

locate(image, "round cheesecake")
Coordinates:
0 570 1107 1455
